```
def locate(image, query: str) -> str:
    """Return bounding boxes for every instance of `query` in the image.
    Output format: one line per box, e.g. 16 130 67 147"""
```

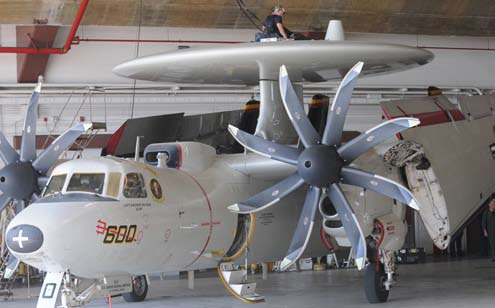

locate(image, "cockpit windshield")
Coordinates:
43 174 67 196
67 173 105 194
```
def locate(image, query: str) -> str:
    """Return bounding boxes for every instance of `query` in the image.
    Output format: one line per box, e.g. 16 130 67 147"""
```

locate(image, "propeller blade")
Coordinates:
280 186 321 271
20 82 42 162
228 125 300 165
328 183 367 270
0 193 12 213
228 173 305 213
31 192 40 203
3 254 20 279
279 65 320 148
0 132 19 165
341 167 419 210
338 118 420 163
15 200 26 213
37 176 49 189
32 123 92 174
322 62 364 147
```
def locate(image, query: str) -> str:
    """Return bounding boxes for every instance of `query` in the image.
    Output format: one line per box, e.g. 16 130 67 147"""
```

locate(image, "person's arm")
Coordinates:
276 23 288 39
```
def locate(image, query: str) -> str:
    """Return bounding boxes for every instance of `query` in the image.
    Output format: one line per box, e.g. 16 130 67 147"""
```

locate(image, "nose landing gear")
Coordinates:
365 262 390 303
36 271 148 308
365 220 399 303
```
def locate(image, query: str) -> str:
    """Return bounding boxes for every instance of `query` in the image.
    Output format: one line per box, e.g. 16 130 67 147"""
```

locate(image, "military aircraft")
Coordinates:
2 30 441 307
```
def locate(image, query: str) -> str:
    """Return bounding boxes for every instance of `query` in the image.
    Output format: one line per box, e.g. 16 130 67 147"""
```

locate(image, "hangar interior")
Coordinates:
0 1 494 308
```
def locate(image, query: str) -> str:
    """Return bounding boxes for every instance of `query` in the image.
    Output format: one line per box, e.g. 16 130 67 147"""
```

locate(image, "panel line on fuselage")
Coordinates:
178 169 214 268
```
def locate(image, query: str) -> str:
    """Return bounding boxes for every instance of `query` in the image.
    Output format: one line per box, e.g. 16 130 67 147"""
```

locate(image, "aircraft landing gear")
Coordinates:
365 250 396 303
60 272 99 308
365 262 389 303
123 275 148 302
365 220 398 304
56 272 147 307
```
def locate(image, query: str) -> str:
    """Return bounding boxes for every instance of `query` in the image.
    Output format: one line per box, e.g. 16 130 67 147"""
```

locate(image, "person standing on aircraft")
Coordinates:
482 198 495 261
261 5 289 40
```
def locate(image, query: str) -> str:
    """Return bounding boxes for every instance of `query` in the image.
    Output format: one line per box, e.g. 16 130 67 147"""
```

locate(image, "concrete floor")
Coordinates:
3 258 495 308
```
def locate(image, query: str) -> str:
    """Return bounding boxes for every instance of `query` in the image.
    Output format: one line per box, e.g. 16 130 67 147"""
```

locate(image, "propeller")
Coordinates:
0 80 92 215
228 62 420 271
3 253 20 279
0 80 92 278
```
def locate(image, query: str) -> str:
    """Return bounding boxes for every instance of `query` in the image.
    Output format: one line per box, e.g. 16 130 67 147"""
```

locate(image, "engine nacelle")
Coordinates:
319 193 351 247
144 142 216 174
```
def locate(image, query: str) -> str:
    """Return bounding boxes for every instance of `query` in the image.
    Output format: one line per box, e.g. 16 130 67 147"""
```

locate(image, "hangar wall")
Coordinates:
0 25 488 153
0 25 17 83
1 25 495 87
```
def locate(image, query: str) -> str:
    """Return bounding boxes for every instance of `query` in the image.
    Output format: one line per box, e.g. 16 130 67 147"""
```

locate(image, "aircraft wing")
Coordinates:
381 95 495 246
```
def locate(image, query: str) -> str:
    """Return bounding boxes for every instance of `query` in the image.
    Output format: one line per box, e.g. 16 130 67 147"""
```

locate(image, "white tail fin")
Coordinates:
325 20 345 41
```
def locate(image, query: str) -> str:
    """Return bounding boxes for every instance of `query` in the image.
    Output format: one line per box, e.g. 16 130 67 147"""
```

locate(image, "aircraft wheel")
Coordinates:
123 275 148 302
365 263 389 303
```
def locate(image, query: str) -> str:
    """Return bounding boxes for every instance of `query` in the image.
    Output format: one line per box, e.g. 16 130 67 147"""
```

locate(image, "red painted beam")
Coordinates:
0 0 89 54
17 25 59 82
76 38 244 44
62 0 89 52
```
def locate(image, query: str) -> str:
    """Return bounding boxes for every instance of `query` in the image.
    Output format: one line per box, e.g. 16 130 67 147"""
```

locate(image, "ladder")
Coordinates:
68 122 107 159
217 262 264 303
217 214 264 303
327 251 340 268
343 247 356 268
0 204 16 300
0 253 16 301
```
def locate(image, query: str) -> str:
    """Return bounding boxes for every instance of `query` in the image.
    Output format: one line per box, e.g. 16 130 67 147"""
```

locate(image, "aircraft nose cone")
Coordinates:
6 224 44 253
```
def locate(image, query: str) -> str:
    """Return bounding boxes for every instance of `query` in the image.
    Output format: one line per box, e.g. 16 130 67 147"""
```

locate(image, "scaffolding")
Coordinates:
0 203 16 300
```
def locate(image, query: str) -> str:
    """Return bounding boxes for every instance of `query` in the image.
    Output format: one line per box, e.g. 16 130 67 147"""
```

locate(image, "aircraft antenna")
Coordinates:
130 0 144 119
134 136 143 161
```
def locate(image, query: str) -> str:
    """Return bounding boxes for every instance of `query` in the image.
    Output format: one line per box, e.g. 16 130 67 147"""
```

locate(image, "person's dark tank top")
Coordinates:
263 15 283 37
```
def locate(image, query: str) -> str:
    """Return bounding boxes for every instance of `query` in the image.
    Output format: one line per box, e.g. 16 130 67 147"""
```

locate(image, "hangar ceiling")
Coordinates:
1 0 495 37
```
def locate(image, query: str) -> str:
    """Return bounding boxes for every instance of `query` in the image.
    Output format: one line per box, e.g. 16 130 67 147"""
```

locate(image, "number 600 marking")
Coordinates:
103 225 137 244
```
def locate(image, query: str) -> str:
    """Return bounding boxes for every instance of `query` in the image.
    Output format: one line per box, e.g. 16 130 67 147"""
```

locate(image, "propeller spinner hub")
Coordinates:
297 145 344 187
0 162 38 200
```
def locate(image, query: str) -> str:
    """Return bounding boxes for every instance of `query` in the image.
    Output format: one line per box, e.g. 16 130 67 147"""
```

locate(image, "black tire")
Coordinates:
365 263 389 303
123 275 148 302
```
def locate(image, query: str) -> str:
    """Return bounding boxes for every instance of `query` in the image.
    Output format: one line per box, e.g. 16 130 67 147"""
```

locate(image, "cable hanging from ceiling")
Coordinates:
235 0 263 31
131 0 144 119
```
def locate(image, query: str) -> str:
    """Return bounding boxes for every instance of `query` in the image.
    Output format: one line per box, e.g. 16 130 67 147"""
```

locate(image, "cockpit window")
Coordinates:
123 173 147 198
67 173 105 194
43 174 67 196
106 172 121 198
